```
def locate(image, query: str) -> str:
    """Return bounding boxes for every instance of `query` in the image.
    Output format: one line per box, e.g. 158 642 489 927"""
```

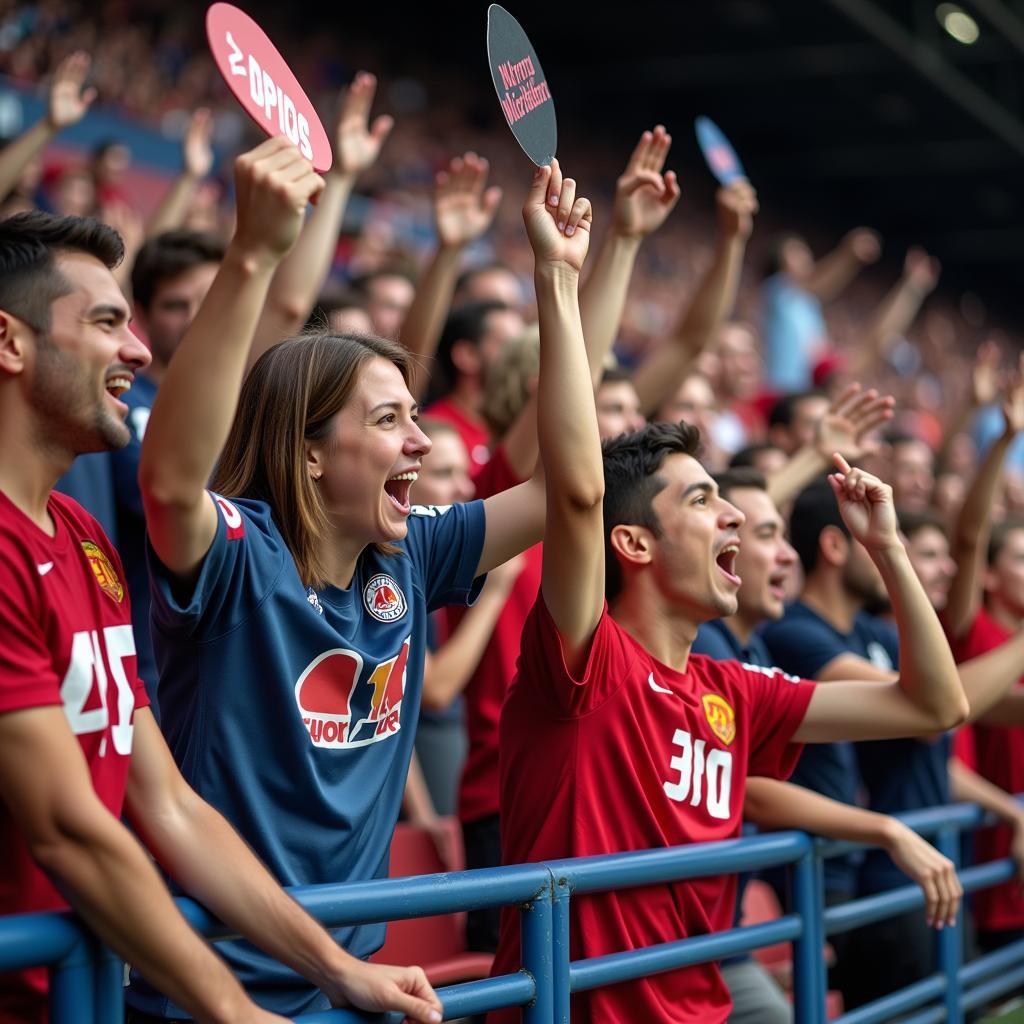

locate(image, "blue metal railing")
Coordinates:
3 800 1023 1023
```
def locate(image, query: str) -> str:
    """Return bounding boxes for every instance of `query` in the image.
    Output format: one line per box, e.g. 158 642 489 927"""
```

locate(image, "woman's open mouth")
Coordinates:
384 471 418 515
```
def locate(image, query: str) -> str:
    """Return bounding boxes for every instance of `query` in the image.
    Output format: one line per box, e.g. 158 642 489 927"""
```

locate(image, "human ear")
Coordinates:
0 311 28 376
609 524 654 569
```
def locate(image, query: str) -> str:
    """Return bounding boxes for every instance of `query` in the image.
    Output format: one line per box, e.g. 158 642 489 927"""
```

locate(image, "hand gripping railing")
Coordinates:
2 800 1023 1023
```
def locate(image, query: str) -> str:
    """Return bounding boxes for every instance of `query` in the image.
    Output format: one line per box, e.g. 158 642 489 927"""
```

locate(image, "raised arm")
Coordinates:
402 152 502 398
744 778 960 928
146 108 215 238
937 338 1000 471
945 362 1024 639
802 226 880 302
578 126 680 384
766 383 894 509
631 179 758 416
139 139 324 579
0 51 95 203
250 72 394 366
794 455 968 743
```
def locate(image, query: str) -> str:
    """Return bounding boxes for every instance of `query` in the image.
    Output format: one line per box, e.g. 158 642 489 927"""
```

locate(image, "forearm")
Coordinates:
139 245 276 502
766 446 827 509
850 279 925 375
579 231 641 384
875 543 967 726
804 247 860 302
633 235 745 415
959 631 1024 722
401 244 464 399
949 758 1024 826
0 119 54 200
421 589 508 710
250 171 355 366
147 173 201 238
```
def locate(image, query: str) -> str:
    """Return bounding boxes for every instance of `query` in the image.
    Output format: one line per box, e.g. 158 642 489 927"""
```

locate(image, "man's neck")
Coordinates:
722 611 757 646
801 572 861 634
0 410 68 533
445 377 483 419
611 584 699 674
987 596 1024 634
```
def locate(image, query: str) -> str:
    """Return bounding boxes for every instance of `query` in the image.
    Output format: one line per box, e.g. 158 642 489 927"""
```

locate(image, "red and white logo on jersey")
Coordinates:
213 494 246 540
702 693 736 746
294 638 410 748
363 574 407 623
81 540 124 603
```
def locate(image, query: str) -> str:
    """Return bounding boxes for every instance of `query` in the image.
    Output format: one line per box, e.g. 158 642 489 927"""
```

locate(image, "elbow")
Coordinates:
562 476 605 513
939 693 971 732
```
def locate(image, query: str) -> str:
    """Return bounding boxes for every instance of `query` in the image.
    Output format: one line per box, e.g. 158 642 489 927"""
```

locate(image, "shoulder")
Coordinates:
763 604 829 645
692 622 737 661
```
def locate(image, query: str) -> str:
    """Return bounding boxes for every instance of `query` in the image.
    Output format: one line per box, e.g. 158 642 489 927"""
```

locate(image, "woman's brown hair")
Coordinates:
211 332 412 589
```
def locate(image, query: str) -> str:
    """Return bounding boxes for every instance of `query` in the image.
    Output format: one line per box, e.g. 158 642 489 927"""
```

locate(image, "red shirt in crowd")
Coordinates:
453 446 542 825
955 605 1024 932
423 396 492 478
489 598 815 1024
0 490 148 1023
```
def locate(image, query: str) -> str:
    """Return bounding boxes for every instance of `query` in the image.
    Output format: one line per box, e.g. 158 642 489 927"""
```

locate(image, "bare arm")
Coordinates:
0 706 273 1024
139 139 325 579
744 777 959 927
402 153 502 398
802 227 880 303
631 179 758 416
249 72 394 368
794 456 968 743
946 362 1024 639
937 338 1000 471
146 108 215 238
0 51 95 202
127 710 442 1022
578 125 680 384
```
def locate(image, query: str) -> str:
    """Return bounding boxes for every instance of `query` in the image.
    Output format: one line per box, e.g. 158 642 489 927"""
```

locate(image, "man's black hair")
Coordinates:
599 366 633 387
789 477 848 575
987 517 1024 567
714 466 767 502
898 507 948 542
131 230 226 311
431 300 511 394
601 420 702 602
0 211 124 332
768 389 827 430
455 261 517 295
729 443 782 469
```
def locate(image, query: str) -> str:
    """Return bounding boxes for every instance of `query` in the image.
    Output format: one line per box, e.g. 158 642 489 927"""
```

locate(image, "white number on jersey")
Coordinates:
60 626 137 756
663 727 733 820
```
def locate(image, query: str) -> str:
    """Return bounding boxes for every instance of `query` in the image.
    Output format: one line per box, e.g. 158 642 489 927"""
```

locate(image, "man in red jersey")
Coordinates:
0 152 443 1023
491 181 968 1019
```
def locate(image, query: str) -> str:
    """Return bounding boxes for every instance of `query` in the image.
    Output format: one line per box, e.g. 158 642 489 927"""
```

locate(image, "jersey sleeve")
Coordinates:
763 616 849 680
730 662 816 780
0 557 62 714
519 593 629 716
147 493 286 639
404 500 487 611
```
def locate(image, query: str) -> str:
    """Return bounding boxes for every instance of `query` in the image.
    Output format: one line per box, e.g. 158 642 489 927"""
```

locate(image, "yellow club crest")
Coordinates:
702 693 736 746
81 540 124 603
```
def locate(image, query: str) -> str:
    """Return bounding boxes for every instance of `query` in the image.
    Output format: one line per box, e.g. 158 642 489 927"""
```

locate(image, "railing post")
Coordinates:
49 936 95 1024
520 878 554 1024
935 824 963 1022
551 873 571 1024
792 843 826 1024
91 939 124 1024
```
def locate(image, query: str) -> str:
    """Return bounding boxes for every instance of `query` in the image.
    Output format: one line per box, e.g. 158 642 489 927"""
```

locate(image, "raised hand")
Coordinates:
828 453 900 552
183 107 214 180
903 246 940 294
325 961 442 1024
815 382 895 463
886 822 961 929
716 178 759 241
611 125 681 239
231 138 325 266
971 339 1002 408
333 71 394 178
1002 352 1024 435
434 151 502 250
843 226 882 265
47 51 96 131
524 159 592 274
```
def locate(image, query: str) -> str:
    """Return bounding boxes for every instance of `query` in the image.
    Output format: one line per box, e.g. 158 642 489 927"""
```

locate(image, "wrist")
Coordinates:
878 816 908 851
608 228 644 251
222 239 282 279
309 943 360 1003
534 263 580 290
326 166 357 186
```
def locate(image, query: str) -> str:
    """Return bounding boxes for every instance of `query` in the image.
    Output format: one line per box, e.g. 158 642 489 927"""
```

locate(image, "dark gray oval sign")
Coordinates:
487 4 557 166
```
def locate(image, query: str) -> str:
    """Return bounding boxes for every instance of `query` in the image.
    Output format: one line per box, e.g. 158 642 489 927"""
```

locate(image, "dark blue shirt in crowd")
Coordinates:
762 601 898 896
55 452 118 544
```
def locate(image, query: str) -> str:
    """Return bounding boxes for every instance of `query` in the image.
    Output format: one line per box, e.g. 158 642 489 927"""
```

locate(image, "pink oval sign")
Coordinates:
206 3 333 172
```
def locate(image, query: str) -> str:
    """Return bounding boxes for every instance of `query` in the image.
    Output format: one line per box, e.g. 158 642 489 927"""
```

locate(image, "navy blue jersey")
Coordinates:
693 619 772 667
109 373 158 701
763 603 897 895
128 495 486 1018
54 452 118 544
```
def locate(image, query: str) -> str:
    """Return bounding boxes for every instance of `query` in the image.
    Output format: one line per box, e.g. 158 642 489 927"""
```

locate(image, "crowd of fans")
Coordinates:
3 4 1024 1024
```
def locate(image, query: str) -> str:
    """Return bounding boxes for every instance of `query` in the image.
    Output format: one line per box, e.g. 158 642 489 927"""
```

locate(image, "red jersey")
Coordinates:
424 396 492 478
491 599 815 1024
0 489 148 1023
955 606 1024 931
455 446 542 824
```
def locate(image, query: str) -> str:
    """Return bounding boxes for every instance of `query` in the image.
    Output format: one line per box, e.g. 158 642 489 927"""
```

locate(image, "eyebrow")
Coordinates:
682 481 715 499
86 304 130 322
368 400 420 416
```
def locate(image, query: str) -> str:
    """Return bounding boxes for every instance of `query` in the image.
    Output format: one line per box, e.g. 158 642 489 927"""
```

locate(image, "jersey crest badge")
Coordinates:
364 573 407 623
306 587 324 616
702 693 736 746
81 540 124 603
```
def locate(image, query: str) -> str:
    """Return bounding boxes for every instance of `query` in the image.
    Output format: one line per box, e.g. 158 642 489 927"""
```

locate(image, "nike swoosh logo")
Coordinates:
37 562 54 576
648 671 674 695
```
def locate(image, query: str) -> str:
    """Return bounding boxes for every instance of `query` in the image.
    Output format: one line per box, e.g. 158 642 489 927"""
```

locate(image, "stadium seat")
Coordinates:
370 818 495 986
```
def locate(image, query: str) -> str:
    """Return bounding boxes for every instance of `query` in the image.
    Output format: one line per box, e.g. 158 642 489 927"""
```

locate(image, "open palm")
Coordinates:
434 152 502 249
47 51 96 130
334 72 393 177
